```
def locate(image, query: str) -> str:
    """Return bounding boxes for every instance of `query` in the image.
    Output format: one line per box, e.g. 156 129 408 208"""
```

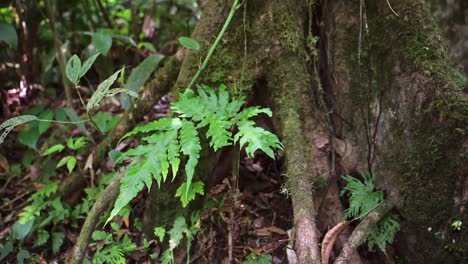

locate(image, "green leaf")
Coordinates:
108 149 122 164
234 121 282 159
66 55 82 84
0 115 38 145
0 241 13 261
93 31 113 55
66 156 77 173
168 216 187 251
175 181 204 207
367 214 400 253
12 219 34 240
179 120 201 195
125 54 164 94
67 137 88 150
52 232 65 254
79 53 100 78
33 230 50 248
243 253 272 264
92 231 109 241
57 156 76 173
93 112 121 133
41 144 65 156
341 175 384 219
137 42 156 52
16 249 30 264
120 118 180 142
153 227 166 241
87 68 123 111
64 108 87 132
18 126 40 149
0 22 17 47
178 37 200 50
38 110 53 134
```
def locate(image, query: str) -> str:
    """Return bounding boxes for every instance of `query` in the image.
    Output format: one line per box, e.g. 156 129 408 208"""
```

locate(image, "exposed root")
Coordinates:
67 172 123 264
334 196 398 264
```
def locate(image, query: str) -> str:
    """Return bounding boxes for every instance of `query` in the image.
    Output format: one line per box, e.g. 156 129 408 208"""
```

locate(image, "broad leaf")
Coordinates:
87 69 123 111
12 219 34 240
66 55 81 84
41 144 65 156
93 31 112 55
0 115 38 144
125 54 164 93
79 53 100 78
178 37 200 50
0 22 17 47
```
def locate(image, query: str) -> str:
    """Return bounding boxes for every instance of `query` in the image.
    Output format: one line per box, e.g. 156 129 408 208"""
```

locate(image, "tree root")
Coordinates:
334 196 398 264
67 172 123 264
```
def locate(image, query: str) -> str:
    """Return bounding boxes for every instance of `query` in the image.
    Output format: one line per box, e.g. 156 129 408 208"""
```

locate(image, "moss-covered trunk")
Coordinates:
140 0 468 262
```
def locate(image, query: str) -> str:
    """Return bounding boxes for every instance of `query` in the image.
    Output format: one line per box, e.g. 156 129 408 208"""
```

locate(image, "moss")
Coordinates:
338 2 468 261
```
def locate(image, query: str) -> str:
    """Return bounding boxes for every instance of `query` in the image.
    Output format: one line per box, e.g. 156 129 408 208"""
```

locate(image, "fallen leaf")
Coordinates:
321 221 351 264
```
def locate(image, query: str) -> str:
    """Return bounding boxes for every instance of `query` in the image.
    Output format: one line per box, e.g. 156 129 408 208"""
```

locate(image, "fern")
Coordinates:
367 214 400 253
341 175 383 219
341 175 400 254
108 84 282 222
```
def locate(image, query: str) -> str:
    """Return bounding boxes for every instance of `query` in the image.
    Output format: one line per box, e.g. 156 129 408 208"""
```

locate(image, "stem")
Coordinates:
186 0 241 90
45 0 73 109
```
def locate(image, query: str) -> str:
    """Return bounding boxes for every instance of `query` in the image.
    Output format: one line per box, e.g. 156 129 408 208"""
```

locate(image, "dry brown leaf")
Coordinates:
321 221 350 264
0 154 9 172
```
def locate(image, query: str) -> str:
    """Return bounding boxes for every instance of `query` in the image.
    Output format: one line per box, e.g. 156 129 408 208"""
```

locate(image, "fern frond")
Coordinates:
234 120 282 159
120 117 182 141
179 120 201 194
367 213 400 253
205 114 233 151
341 175 383 219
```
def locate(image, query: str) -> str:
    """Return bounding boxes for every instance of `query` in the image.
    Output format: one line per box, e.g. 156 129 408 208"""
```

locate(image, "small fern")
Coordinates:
367 213 400 253
341 175 400 254
341 175 383 219
108 84 283 223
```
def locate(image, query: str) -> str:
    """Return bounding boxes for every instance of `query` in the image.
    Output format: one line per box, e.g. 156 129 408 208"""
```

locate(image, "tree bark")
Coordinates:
108 0 468 263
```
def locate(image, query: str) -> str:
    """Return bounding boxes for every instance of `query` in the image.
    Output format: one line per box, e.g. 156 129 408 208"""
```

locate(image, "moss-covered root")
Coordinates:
265 57 320 263
67 172 123 264
59 53 183 200
334 196 398 264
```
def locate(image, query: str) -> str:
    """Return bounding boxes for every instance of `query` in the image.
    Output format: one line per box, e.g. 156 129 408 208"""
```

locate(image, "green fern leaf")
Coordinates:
171 89 205 121
205 114 233 151
120 118 181 141
341 175 384 219
52 232 65 254
175 181 204 207
237 106 272 120
234 120 282 158
179 120 201 195
367 213 400 253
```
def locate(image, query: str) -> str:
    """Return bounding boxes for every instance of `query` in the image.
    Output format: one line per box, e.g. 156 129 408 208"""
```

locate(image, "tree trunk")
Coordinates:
141 0 468 263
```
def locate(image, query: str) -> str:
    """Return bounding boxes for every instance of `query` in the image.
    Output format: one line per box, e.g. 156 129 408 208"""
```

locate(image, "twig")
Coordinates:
68 172 123 264
45 0 73 108
386 0 400 17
